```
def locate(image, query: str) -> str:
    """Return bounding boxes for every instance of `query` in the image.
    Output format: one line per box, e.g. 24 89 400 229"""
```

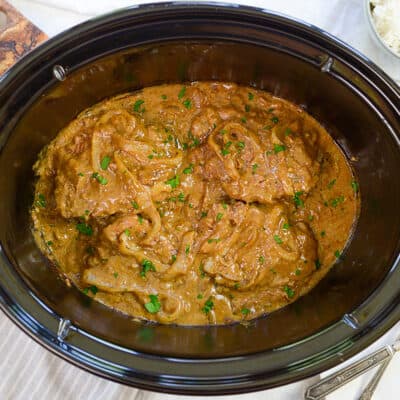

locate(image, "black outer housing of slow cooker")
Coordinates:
0 2 399 395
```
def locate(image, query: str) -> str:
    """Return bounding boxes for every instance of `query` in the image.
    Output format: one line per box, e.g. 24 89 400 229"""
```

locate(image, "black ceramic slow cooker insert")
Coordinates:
0 2 399 395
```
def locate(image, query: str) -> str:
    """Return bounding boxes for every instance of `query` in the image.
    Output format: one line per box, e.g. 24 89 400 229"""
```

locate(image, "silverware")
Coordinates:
358 357 391 400
304 340 400 400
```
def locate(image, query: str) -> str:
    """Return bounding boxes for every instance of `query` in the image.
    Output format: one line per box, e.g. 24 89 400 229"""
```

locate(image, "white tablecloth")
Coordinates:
1 1 399 399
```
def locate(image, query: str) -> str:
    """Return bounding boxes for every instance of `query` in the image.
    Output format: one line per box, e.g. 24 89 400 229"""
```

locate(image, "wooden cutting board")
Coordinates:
0 0 47 75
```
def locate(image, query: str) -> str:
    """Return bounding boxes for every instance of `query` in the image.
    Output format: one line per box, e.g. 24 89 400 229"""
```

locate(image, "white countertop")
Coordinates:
1 1 399 399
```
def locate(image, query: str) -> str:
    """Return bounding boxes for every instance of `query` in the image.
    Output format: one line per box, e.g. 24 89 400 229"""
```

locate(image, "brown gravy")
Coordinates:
31 82 358 325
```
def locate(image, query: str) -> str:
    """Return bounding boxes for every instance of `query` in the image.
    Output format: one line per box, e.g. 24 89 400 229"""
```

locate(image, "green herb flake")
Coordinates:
202 298 214 314
138 215 144 224
113 272 119 278
234 283 240 289
148 154 154 159
236 141 245 150
259 256 265 263
178 192 185 202
85 246 95 255
100 156 111 170
91 172 108 185
145 294 161 313
222 202 228 210
165 175 180 188
178 86 186 99
133 99 145 112
83 285 98 296
216 212 224 221
252 163 259 174
241 308 251 315
141 259 156 277
308 215 314 221
293 191 304 208
46 241 53 246
78 172 84 177
248 92 254 100
183 163 194 174
351 181 359 193
76 222 93 236
334 250 341 258
161 94 167 100
240 117 247 123
263 125 272 131
131 201 139 209
199 264 206 278
282 222 291 230
124 229 131 237
320 231 326 237
221 141 233 156
273 144 286 154
245 104 251 112
330 195 345 208
284 128 293 136
267 107 274 113
207 238 220 244
295 268 301 276
197 293 204 299
271 116 279 124
185 244 190 254
36 193 47 208
273 235 283 244
201 211 208 218
328 179 337 189
170 254 177 263
315 259 322 270
283 285 295 298
183 99 192 109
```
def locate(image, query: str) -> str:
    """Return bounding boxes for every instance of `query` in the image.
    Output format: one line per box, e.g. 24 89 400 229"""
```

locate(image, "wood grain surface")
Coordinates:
0 0 47 75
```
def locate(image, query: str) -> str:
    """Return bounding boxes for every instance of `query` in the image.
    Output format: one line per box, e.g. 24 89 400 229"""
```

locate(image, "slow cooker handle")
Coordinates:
0 0 47 76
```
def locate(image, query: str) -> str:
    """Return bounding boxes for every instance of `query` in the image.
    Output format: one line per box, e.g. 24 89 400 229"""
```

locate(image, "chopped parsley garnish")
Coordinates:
113 272 119 278
165 175 180 188
220 129 226 135
245 104 251 112
178 86 186 99
148 154 154 159
282 222 291 230
328 179 336 189
199 264 206 278
234 283 240 289
216 212 223 221
334 250 341 258
284 128 293 136
36 193 46 208
197 293 204 299
308 215 314 221
178 192 185 202
138 215 144 224
145 294 161 313
236 141 245 150
221 141 233 156
293 191 304 208
222 202 228 210
100 156 111 170
320 231 326 237
91 172 108 185
185 244 190 254
273 235 283 244
183 99 192 109
78 172 84 177
263 125 272 131
161 94 167 100
131 201 139 209
201 211 208 218
207 238 220 244
295 268 301 276
140 259 156 277
259 256 265 263
271 116 279 124
351 181 359 193
315 259 322 270
76 222 93 236
248 92 254 100
83 285 98 295
240 117 247 123
85 246 95 255
46 241 53 246
283 285 295 298
330 195 345 208
183 163 194 174
252 163 259 174
202 298 214 314
133 99 145 112
267 107 274 113
170 254 177 263
273 144 286 154
124 229 131 237
241 308 251 315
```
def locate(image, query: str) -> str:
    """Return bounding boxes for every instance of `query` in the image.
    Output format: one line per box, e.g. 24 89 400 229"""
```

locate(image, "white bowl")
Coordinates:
365 0 400 61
